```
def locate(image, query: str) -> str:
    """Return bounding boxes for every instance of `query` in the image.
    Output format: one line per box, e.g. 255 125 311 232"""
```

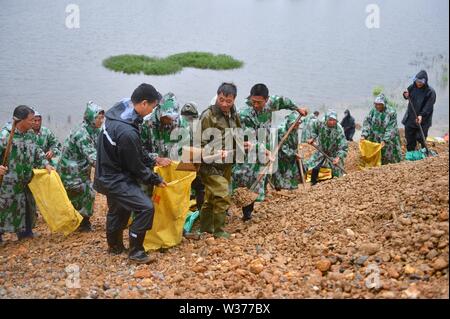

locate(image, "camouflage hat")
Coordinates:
30 106 41 117
158 92 179 120
325 110 338 121
181 102 199 117
84 101 104 126
374 94 386 106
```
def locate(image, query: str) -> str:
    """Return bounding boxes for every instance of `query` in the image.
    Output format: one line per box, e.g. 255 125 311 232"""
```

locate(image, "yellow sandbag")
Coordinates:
306 168 333 182
28 169 83 236
359 140 382 169
144 162 196 251
426 136 446 144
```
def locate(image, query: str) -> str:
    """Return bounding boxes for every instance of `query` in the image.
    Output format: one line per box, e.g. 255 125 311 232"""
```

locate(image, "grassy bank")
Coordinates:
103 52 243 75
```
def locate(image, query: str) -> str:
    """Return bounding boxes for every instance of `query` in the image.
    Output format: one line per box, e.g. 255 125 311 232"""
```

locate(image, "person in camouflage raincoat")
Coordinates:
31 110 62 166
299 112 318 143
306 110 348 182
0 105 53 241
57 101 104 231
140 92 188 166
361 94 402 164
272 112 302 190
232 83 307 220
180 102 205 216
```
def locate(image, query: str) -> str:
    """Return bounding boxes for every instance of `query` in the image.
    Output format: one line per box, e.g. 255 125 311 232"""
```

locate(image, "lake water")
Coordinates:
0 0 448 139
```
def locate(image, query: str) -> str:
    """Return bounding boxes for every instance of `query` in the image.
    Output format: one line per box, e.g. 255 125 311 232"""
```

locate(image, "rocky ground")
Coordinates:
0 142 448 299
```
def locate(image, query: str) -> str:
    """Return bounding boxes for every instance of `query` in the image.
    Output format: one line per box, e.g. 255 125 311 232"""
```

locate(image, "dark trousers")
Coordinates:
405 125 429 151
17 187 36 237
311 158 327 185
106 184 155 235
345 128 355 141
191 175 205 210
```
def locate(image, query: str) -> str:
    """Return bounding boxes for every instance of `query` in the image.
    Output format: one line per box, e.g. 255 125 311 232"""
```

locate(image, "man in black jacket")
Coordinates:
94 83 167 264
402 70 436 151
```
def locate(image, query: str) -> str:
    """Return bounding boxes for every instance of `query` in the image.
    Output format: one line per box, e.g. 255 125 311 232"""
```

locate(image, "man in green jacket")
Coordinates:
197 83 246 238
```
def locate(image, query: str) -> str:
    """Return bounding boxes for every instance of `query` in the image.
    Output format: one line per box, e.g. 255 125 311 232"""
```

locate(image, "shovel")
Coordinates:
297 129 307 190
407 97 431 157
233 114 303 207
307 142 348 175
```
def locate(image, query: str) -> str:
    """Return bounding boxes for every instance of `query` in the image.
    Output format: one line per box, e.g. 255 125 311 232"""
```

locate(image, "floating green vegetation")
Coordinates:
103 52 244 75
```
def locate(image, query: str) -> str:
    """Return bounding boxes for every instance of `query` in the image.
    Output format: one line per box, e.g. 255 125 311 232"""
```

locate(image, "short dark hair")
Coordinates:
250 83 269 98
13 105 34 121
217 82 237 98
131 83 162 104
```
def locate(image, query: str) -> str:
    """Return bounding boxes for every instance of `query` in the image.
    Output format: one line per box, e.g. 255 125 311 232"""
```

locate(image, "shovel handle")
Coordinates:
407 98 430 156
308 143 348 175
250 114 303 191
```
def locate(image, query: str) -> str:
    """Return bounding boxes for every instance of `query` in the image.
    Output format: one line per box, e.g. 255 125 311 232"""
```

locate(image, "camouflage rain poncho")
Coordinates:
57 102 103 217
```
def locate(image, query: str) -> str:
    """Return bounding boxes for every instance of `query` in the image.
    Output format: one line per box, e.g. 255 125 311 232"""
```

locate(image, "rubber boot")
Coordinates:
213 212 230 239
78 216 92 232
107 230 127 255
199 210 214 234
128 231 155 264
16 230 34 240
242 202 254 221
310 166 321 186
17 203 35 239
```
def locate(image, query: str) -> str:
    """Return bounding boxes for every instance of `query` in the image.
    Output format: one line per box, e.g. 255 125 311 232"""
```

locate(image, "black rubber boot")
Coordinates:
128 231 155 264
16 230 34 240
78 216 92 232
242 202 254 221
107 230 127 255
310 166 321 186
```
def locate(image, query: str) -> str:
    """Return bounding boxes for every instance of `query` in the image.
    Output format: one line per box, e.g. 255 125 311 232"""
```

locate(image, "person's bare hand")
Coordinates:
265 150 275 163
45 150 54 160
332 157 340 165
156 157 171 167
0 165 8 176
297 107 308 116
157 181 167 188
416 116 422 125
45 165 55 174
403 91 409 99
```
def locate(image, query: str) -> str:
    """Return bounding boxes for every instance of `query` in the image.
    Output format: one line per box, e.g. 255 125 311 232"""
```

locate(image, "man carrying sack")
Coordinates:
94 83 167 264
1 105 54 242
